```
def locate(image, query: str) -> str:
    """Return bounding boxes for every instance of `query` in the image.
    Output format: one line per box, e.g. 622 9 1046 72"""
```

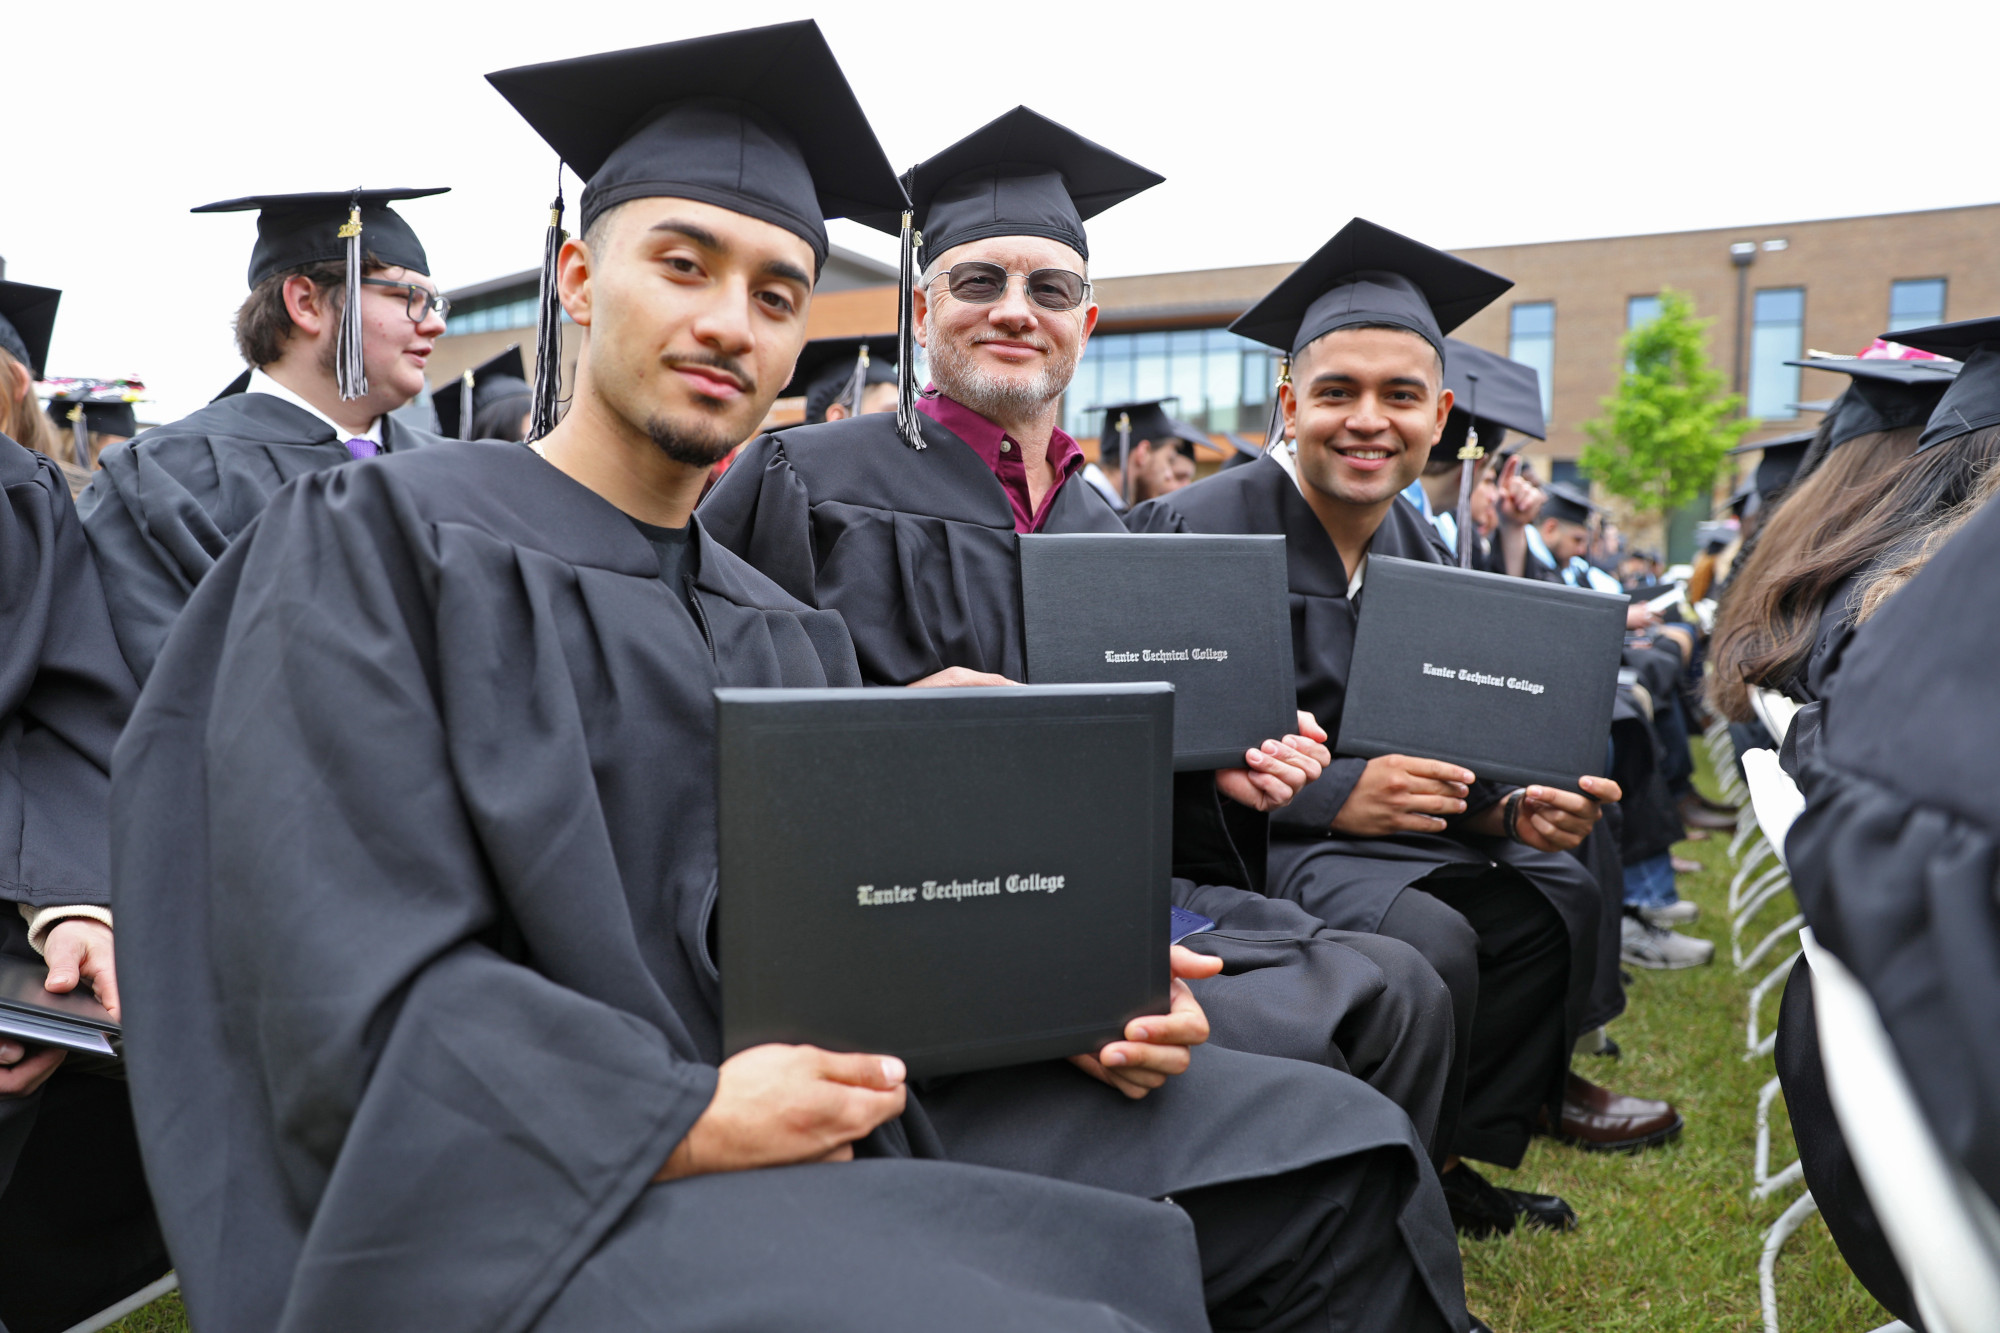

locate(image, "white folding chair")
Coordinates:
1805 928 2000 1332
1749 687 1800 748
1753 1074 1804 1201
1745 949 1799 1060
60 1272 178 1333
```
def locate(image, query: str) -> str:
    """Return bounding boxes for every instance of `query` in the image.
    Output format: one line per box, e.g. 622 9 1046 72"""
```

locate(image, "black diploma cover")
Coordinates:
1338 556 1625 793
717 684 1174 1078
1018 533 1295 770
0 954 119 1057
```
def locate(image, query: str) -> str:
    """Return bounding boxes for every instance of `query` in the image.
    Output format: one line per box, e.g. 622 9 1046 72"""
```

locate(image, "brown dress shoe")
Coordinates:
1676 793 1738 831
1539 1072 1684 1152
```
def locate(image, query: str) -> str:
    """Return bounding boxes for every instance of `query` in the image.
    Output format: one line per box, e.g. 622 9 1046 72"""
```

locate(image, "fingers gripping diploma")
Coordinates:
1331 755 1475 837
1216 710 1332 813
0 920 112 1099
1069 946 1223 1101
1509 776 1622 854
656 1045 908 1182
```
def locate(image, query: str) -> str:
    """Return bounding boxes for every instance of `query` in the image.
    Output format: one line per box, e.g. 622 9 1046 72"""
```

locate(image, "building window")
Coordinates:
1748 287 1805 419
1063 327 1283 440
1626 295 1662 329
444 282 560 336
1888 278 1946 333
1507 302 1555 419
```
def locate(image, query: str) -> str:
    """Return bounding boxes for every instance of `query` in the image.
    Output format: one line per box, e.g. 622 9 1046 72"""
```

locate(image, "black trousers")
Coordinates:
0 1069 171 1333
1774 961 1922 1327
1177 1148 1460 1333
1377 866 1571 1168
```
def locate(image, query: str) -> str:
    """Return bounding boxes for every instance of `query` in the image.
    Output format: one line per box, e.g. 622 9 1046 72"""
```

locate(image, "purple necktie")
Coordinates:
345 437 379 460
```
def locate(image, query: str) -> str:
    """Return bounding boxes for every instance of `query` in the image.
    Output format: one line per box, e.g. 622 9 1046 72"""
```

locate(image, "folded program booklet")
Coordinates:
1018 533 1296 770
0 954 118 1058
1339 556 1626 793
717 684 1174 1079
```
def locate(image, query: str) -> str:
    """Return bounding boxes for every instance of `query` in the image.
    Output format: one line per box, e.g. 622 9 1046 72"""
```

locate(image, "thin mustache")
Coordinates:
970 334 1053 353
664 353 754 394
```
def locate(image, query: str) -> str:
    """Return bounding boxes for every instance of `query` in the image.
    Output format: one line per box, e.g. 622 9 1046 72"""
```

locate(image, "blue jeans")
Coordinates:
1623 851 1679 908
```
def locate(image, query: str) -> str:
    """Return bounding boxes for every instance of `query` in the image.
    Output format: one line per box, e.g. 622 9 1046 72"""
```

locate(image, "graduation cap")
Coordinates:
1787 355 1958 452
1229 218 1513 361
781 334 898 424
434 345 530 441
1092 400 1212 471
1728 427 1815 499
42 379 145 461
1865 318 2000 452
0 281 60 379
193 188 448 403
486 21 905 441
1430 338 1545 468
1538 481 1598 528
887 107 1161 450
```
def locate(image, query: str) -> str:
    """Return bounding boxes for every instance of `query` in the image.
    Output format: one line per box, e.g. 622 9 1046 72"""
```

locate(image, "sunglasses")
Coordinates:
933 262 1091 313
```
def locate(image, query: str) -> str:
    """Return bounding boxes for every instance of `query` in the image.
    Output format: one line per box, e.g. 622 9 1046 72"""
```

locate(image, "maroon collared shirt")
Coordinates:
917 388 1085 534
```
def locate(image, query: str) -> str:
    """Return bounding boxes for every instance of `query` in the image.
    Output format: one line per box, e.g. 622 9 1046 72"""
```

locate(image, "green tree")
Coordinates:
1579 288 1752 519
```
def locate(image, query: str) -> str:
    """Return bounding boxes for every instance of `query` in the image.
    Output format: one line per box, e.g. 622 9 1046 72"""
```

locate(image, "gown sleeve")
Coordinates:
74 439 218 685
697 433 821 607
115 465 716 1333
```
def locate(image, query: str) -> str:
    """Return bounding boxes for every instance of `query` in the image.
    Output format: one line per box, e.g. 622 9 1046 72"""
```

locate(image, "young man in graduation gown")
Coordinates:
1131 219 1688 1236
77 188 451 684
789 333 900 424
1082 399 1204 511
0 321 168 1332
701 109 1462 1159
113 28 1466 1333
433 345 533 443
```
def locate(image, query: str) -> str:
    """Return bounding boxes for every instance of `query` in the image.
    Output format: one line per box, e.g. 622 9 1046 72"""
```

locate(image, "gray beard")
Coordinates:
643 412 738 468
925 322 1077 421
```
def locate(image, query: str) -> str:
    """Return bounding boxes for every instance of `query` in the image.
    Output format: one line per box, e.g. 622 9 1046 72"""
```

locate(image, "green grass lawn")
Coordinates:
112 759 1888 1333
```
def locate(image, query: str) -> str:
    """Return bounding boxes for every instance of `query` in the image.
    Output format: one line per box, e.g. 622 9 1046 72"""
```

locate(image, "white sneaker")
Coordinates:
1638 900 1700 928
1621 916 1715 970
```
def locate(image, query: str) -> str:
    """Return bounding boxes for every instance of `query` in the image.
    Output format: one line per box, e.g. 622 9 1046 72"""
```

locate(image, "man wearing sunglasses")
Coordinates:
78 188 451 684
702 107 1473 1330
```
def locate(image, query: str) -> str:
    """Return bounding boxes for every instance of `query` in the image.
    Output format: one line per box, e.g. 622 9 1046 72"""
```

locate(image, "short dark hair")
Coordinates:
1298 322 1445 386
232 252 387 368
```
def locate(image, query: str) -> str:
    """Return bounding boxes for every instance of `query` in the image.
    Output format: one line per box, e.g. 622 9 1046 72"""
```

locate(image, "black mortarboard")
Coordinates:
40 377 142 469
1430 338 1545 466
900 106 1163 267
486 22 904 441
1728 427 1815 497
192 189 447 288
1229 218 1513 359
1093 400 1211 467
434 345 529 440
1539 481 1597 528
779 335 898 425
0 282 60 378
487 22 904 266
1866 318 2000 452
1789 356 1958 450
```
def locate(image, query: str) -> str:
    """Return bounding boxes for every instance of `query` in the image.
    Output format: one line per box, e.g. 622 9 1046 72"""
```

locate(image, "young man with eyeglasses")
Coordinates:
77 188 451 684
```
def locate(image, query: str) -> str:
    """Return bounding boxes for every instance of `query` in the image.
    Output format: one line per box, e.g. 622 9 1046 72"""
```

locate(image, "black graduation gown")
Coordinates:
1777 573 1865 778
111 440 1215 1333
1788 494 2000 1215
1129 457 1602 1045
76 387 440 685
0 437 167 1333
699 412 1458 1130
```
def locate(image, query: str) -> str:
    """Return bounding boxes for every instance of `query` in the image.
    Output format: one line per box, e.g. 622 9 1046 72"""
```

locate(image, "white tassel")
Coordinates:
894 211 924 450
334 196 367 400
842 343 870 418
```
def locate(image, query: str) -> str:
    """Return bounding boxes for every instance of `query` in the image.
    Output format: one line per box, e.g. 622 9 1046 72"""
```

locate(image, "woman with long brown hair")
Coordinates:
1706 357 1965 722
0 283 69 477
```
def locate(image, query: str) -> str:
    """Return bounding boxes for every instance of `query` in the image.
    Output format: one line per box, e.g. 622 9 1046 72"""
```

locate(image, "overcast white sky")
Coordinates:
12 0 1997 423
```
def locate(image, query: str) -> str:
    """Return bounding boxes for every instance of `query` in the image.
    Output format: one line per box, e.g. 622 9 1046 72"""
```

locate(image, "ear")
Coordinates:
1279 380 1297 442
1431 386 1454 447
557 235 594 328
823 402 849 422
912 283 931 351
1079 301 1099 345
282 274 331 340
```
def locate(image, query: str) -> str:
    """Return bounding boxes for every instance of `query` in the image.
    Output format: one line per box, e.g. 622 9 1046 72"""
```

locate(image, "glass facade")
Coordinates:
1748 287 1805 419
446 284 542 336
1887 278 1946 333
1507 302 1555 420
1062 327 1285 439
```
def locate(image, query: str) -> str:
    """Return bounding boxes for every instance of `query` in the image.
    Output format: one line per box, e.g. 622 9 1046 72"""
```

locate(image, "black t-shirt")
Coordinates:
629 516 698 615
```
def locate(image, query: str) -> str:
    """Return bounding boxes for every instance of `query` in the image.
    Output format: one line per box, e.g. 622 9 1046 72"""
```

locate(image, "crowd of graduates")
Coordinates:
0 18 1991 1333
